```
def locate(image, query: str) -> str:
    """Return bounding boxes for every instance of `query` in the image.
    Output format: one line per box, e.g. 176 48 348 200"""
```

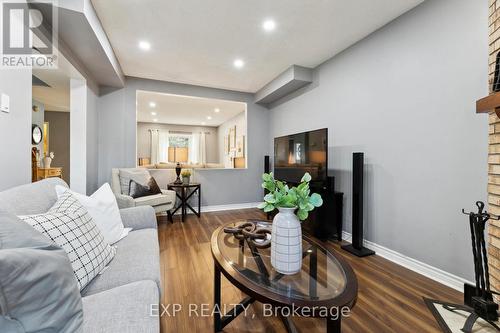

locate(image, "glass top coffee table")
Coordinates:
211 220 358 333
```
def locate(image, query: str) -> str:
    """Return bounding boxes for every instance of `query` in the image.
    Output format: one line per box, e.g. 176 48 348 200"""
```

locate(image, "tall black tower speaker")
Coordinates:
341 152 375 257
264 155 272 220
264 155 271 195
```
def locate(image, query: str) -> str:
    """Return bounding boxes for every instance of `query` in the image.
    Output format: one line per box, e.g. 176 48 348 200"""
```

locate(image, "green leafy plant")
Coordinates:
257 172 323 221
181 170 191 177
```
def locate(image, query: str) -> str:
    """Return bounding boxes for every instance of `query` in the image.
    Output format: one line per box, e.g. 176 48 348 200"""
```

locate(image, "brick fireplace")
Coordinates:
488 0 500 304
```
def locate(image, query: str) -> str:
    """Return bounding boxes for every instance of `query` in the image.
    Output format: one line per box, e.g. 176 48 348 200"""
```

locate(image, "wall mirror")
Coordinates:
136 91 247 170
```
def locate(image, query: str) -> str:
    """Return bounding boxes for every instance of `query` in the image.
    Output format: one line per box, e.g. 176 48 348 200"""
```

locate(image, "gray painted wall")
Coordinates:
268 0 488 281
136 122 219 163
98 77 270 206
44 111 70 184
86 86 99 194
0 68 32 191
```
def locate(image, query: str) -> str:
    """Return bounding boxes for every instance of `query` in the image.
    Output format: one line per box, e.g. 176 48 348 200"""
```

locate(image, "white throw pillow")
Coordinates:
119 169 151 195
19 191 116 290
55 184 131 245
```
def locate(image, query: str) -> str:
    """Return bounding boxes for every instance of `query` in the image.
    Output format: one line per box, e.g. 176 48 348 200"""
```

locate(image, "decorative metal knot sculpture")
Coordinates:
223 221 271 249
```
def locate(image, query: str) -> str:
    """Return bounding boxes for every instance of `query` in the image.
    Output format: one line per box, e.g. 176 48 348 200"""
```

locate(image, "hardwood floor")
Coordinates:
157 209 462 333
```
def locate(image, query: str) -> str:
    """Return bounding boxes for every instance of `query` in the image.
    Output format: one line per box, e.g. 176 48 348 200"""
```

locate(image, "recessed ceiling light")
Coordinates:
149 102 156 108
214 108 220 113
207 116 212 120
233 59 244 69
138 41 151 51
201 122 206 125
262 19 276 32
153 119 158 122
151 112 157 116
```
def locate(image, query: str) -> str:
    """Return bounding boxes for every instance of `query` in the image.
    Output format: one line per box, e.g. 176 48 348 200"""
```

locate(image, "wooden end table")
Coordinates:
211 220 358 333
167 183 201 222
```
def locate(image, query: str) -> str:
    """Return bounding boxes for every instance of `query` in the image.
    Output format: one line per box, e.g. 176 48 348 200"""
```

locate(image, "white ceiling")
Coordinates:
32 71 70 112
91 0 424 93
136 90 246 126
32 51 85 112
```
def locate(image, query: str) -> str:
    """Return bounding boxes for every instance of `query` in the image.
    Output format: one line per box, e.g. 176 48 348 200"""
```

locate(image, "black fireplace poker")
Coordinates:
445 201 500 333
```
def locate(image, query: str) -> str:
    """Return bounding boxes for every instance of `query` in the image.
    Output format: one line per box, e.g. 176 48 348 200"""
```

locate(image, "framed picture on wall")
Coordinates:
236 135 245 158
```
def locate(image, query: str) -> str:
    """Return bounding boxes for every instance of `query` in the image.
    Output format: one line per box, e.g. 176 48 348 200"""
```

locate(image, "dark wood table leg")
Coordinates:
213 261 255 332
309 247 317 297
183 186 201 218
198 185 201 217
181 187 186 222
214 263 222 332
279 315 299 333
168 186 183 222
327 316 341 333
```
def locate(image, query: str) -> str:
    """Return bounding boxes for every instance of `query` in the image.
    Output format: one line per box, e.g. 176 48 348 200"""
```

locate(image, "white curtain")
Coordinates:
199 132 207 165
189 132 200 164
150 130 159 164
158 131 170 163
187 132 206 164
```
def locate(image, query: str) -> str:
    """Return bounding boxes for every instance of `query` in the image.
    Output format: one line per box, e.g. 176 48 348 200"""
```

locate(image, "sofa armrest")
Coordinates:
161 189 176 205
120 206 157 230
115 194 135 209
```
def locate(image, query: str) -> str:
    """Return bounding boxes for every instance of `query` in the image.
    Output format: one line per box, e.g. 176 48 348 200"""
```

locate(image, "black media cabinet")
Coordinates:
303 177 343 242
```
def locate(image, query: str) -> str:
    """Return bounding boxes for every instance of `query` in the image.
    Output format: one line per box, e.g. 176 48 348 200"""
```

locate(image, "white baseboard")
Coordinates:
165 202 262 215
341 231 472 292
201 202 262 213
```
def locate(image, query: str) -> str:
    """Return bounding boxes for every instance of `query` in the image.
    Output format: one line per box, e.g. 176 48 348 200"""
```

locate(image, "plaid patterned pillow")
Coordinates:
19 190 116 290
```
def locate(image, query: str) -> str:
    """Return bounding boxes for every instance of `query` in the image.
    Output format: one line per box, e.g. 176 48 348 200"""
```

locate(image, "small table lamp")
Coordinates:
168 147 188 184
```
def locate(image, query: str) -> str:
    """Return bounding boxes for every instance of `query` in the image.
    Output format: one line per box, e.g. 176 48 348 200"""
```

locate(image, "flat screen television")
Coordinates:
274 128 328 184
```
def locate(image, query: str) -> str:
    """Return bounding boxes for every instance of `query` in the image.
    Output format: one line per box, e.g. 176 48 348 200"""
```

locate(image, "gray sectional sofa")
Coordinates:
0 178 161 333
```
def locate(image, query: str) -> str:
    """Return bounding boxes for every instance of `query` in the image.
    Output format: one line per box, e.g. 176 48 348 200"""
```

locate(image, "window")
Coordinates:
169 135 190 148
167 134 191 163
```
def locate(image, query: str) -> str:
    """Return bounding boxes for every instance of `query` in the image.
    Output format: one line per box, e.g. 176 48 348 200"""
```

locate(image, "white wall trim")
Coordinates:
342 231 473 292
70 78 87 194
168 202 263 216
201 202 262 213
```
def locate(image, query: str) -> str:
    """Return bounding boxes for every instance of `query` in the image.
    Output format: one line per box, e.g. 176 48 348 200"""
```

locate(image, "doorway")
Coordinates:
31 52 88 193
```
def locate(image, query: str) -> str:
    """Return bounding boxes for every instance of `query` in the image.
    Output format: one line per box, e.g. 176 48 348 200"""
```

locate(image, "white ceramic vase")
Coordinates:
43 156 52 168
271 207 302 275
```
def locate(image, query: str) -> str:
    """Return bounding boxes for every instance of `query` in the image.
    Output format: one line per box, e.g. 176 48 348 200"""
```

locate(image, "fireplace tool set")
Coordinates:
442 201 499 332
